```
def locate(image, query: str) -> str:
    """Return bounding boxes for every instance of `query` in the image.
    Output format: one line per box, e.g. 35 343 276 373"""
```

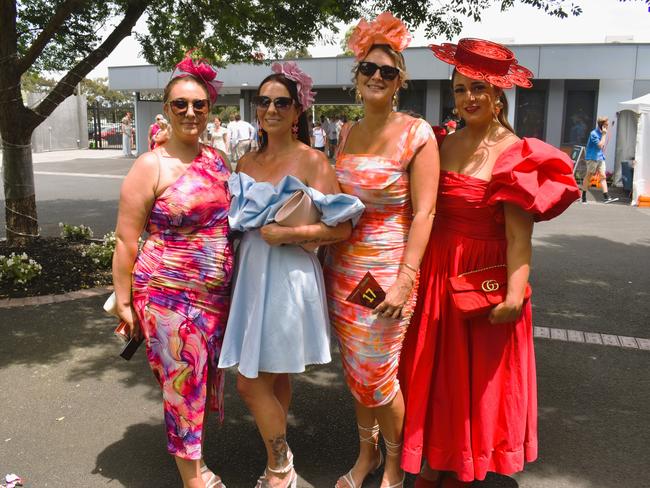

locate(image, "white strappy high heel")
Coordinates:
200 464 226 488
255 451 297 488
380 437 405 488
336 423 384 488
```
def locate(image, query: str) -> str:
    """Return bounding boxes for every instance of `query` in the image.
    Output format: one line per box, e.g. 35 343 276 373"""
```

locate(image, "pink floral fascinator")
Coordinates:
271 61 316 110
172 51 223 104
348 12 412 60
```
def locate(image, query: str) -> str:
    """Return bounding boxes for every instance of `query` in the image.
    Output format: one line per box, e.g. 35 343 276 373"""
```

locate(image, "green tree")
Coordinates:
81 77 130 108
1 0 587 245
339 26 356 57
284 47 312 59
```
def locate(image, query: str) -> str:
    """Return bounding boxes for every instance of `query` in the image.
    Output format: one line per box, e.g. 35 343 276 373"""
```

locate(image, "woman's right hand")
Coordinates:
118 305 142 341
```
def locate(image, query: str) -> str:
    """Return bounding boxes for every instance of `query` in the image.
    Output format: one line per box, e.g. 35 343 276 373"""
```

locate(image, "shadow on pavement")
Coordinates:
0 199 119 239
531 234 650 338
1 232 648 487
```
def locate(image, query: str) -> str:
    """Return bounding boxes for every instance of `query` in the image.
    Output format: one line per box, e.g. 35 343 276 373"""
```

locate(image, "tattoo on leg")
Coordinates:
269 434 289 468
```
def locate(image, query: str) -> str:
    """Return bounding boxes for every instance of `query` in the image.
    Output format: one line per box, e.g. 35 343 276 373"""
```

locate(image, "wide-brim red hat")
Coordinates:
430 38 533 89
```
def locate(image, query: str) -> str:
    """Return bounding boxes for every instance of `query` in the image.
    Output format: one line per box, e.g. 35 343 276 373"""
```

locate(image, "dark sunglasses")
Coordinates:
357 62 400 81
253 95 294 111
167 98 210 115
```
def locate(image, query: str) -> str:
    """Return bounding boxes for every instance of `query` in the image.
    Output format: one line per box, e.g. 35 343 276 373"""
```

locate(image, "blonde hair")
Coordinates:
353 44 409 89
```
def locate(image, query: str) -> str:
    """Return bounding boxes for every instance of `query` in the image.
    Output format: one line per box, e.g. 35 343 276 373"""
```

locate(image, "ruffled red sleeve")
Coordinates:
486 138 580 222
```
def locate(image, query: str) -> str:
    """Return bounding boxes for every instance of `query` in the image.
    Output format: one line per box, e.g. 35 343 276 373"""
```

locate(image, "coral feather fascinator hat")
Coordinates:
348 11 412 60
429 38 533 88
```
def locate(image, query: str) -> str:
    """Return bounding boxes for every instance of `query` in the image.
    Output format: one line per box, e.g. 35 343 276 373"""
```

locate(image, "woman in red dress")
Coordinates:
398 39 580 487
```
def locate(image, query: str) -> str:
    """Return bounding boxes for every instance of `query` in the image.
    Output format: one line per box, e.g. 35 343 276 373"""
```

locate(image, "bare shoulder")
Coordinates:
440 129 461 156
129 151 159 176
235 151 256 173
391 112 419 130
495 129 521 152
303 144 332 169
300 144 336 182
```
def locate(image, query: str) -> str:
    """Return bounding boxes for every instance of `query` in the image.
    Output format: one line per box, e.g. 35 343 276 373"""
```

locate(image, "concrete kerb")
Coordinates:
0 285 113 309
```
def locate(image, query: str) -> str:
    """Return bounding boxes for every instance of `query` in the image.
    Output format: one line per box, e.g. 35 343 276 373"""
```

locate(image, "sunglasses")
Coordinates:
253 95 294 111
357 62 400 81
167 98 210 115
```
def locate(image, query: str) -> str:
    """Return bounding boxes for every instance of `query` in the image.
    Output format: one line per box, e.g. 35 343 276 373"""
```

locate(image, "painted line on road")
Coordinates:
534 326 650 351
34 171 124 179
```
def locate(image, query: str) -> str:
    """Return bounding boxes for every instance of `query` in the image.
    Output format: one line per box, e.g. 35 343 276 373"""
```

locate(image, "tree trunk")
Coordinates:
2 133 38 246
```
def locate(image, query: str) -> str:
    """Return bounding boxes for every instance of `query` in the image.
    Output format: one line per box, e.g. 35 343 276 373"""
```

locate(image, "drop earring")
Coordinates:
355 89 363 104
452 107 459 115
291 121 298 138
494 100 503 116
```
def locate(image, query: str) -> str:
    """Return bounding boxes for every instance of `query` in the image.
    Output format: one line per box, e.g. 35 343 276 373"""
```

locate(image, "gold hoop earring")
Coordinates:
392 92 399 107
452 107 458 115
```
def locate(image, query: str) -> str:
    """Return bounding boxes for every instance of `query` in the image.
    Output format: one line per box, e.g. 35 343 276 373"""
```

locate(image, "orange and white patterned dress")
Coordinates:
323 117 435 407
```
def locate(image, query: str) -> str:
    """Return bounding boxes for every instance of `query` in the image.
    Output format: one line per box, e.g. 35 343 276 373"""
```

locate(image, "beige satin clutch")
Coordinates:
275 190 321 227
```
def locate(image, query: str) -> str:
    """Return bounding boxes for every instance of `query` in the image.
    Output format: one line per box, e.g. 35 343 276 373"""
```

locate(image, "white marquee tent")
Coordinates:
617 94 650 205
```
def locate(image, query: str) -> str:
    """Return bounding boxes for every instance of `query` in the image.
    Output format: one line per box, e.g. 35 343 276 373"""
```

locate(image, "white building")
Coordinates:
109 42 650 172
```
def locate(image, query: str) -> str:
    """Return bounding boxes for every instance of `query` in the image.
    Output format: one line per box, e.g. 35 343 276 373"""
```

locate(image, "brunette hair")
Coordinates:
255 73 310 151
162 74 211 105
452 68 514 133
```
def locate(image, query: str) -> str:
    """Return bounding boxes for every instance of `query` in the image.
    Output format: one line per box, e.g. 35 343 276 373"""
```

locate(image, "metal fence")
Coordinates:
87 103 133 150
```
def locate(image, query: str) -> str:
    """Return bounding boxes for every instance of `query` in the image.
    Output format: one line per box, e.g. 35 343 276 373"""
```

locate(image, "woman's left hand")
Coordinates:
489 299 524 324
260 223 290 246
374 274 413 319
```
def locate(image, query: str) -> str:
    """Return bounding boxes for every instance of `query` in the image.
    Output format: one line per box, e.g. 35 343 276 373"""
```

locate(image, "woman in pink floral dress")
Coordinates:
112 55 231 488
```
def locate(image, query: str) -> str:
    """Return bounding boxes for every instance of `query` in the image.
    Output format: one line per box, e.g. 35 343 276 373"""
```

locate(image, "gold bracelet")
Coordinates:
398 270 415 284
401 262 418 274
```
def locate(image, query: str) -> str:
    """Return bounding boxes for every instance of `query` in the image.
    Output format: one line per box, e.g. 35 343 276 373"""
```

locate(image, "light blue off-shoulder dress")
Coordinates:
218 172 365 378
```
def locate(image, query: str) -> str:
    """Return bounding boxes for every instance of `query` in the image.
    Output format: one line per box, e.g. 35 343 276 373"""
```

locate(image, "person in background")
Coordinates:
152 118 169 149
581 116 618 204
230 113 255 163
121 112 133 157
112 54 232 488
444 119 457 134
311 120 326 152
148 114 165 151
210 116 230 158
326 114 340 158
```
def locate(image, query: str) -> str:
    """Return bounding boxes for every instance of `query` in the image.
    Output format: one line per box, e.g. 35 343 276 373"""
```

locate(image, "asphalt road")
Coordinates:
1 151 649 487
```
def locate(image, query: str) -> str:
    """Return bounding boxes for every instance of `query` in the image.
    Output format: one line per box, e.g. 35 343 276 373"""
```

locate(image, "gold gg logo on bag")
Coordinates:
481 279 499 292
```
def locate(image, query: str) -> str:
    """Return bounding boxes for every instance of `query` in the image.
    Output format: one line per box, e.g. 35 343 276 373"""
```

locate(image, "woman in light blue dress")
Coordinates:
218 62 364 488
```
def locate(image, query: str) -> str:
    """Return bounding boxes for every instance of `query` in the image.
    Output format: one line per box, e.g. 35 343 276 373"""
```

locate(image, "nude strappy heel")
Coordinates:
256 451 297 488
381 437 405 488
336 423 384 488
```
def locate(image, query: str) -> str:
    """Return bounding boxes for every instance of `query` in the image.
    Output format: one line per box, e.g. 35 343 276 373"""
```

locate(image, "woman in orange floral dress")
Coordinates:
323 12 440 488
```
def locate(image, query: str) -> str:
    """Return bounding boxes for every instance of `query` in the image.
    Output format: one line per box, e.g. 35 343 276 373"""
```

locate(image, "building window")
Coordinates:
398 80 426 118
562 80 598 146
440 80 455 124
515 80 548 139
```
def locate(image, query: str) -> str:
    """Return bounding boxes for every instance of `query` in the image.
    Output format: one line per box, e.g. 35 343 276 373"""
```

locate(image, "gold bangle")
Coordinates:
401 262 418 274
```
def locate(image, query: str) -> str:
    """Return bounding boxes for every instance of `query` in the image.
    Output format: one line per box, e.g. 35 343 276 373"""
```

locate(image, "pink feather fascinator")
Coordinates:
172 52 223 104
